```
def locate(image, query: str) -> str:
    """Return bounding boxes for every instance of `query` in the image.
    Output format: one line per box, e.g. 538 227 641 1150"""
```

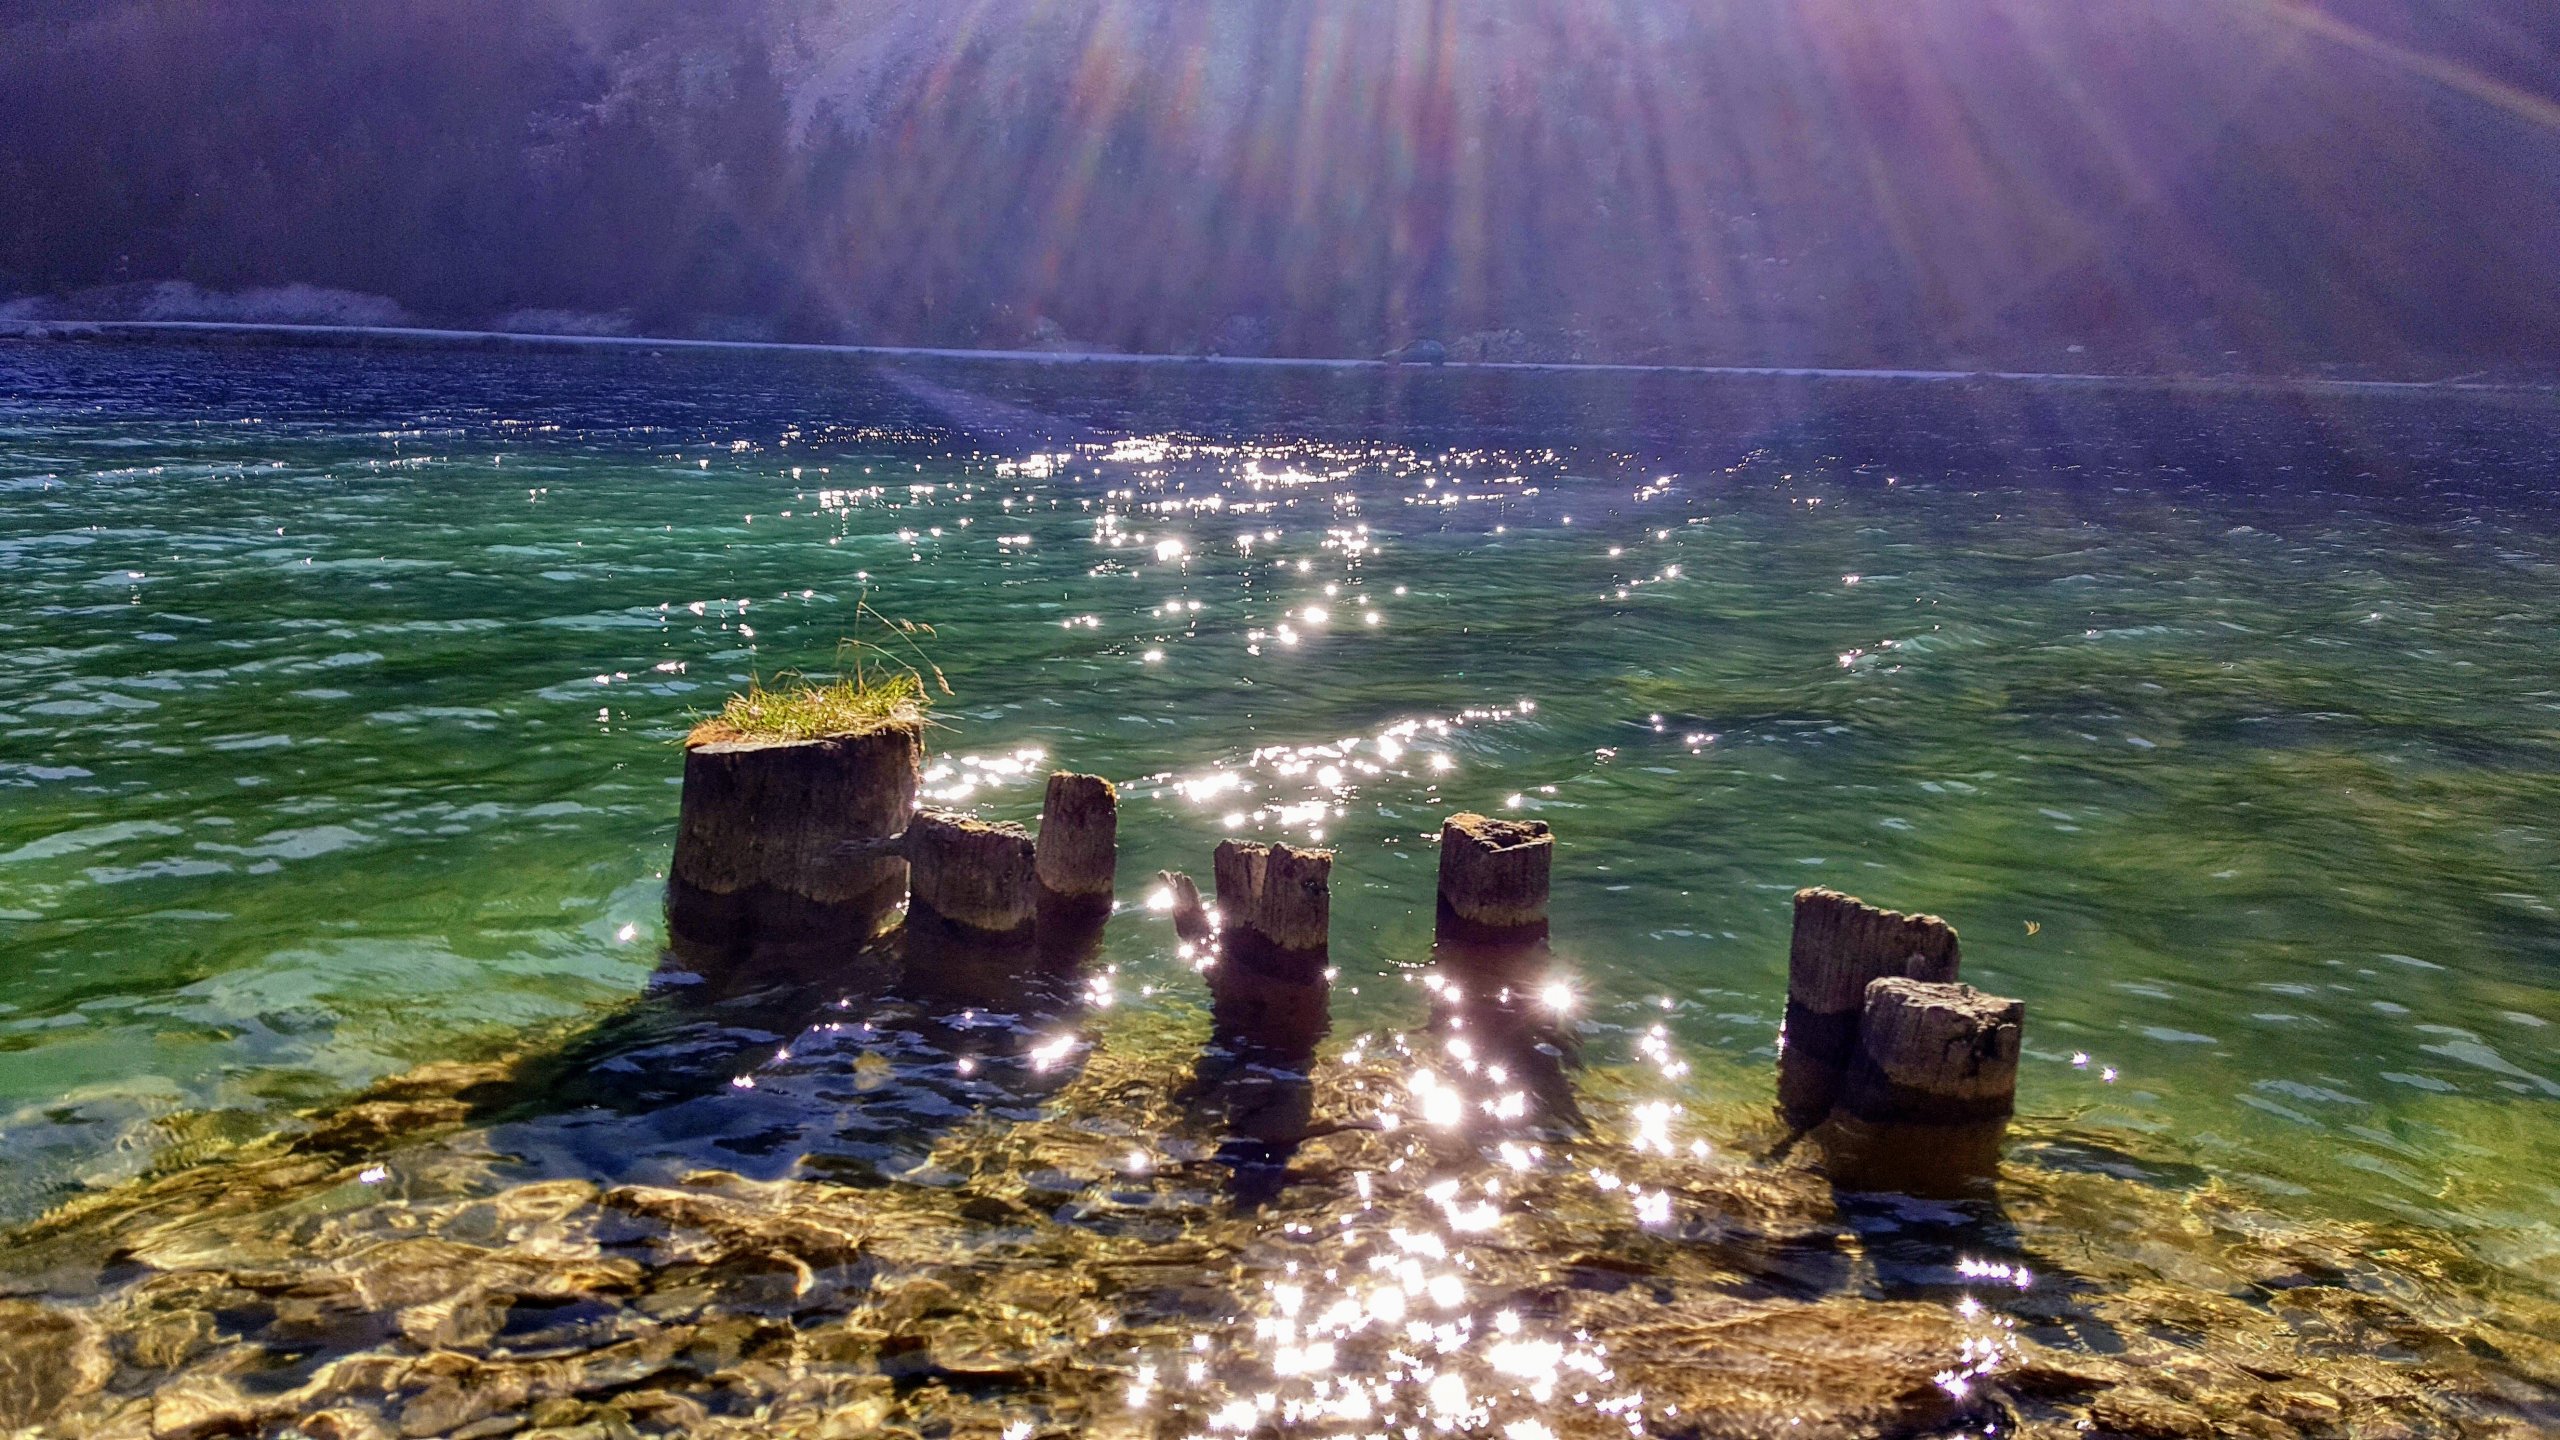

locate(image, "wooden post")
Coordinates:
904 809 1037 959
1179 845 1332 1199
1034 771 1117 963
1204 840 1332 1058
1823 978 2023 1193
665 721 922 970
1839 979 2023 1125
1775 888 1961 1130
1434 813 1552 969
1212 839 1330 981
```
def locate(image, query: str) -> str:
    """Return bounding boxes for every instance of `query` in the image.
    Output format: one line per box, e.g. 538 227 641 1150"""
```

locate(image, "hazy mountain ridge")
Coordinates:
4 0 2555 372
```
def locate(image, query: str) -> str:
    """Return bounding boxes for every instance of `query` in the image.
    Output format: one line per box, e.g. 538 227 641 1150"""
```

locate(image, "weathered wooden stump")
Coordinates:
1838 978 2024 1125
1034 771 1117 963
1212 839 1331 982
665 721 922 969
1196 840 1332 1058
1434 812 1552 969
1180 846 1332 1195
1776 888 1961 1130
1822 977 2023 1193
904 808 1038 962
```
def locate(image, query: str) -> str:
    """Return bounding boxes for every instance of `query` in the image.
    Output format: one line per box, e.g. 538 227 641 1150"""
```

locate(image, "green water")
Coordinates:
3 342 2557 1295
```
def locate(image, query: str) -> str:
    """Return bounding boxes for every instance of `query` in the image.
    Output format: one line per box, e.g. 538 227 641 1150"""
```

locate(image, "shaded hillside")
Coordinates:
2 0 2555 370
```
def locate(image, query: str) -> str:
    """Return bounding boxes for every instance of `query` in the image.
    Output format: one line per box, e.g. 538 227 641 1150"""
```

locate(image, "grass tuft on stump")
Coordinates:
685 671 926 747
682 594 949 747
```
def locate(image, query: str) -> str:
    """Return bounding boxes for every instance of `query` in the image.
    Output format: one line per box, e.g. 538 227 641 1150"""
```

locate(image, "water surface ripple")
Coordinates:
3 341 2557 1300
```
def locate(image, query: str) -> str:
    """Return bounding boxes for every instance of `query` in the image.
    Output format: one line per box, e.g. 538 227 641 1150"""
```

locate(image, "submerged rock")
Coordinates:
0 1019 2550 1439
1611 1301 1985 1438
0 1299 109 1429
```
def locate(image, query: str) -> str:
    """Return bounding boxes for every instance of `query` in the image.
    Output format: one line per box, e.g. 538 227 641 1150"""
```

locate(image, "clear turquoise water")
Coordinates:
3 342 2557 1290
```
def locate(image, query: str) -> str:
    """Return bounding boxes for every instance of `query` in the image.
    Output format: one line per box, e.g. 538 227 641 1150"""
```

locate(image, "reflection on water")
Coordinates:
1184 945 1330 1202
1422 962 1588 1142
2 342 2559 1424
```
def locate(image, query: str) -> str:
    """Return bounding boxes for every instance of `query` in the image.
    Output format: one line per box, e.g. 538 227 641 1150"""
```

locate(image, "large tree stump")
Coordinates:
665 721 922 970
1034 771 1117 964
1434 812 1552 970
1823 977 2023 1193
1776 888 1961 1129
904 809 1037 962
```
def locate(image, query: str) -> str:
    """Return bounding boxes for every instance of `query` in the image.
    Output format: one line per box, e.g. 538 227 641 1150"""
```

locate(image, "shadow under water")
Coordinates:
1178 948 1333 1205
466 926 1109 1194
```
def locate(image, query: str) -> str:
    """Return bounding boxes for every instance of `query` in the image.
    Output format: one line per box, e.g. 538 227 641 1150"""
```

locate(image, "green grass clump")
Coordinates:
684 595 948 746
685 670 927 746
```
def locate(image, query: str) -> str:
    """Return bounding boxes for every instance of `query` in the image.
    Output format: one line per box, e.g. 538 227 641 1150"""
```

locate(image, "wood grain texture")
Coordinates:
1211 839 1332 956
1838 978 2024 1126
1785 888 1961 1013
665 721 921 963
1034 771 1117 899
905 809 1038 938
1776 887 1963 1129
1435 812 1553 930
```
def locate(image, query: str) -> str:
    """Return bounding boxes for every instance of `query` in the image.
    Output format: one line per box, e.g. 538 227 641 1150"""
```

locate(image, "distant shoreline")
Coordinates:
4 318 2547 397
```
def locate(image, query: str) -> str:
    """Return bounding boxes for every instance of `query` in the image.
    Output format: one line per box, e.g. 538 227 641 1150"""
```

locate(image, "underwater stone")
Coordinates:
295 1096 474 1157
904 809 1038 955
2088 1387 2219 1439
1034 771 1117 960
1776 887 1961 1130
1426 978 1584 1136
665 722 922 969
0 1300 108 1432
1608 1300 1990 1438
1434 811 1552 965
9 1031 2556 1440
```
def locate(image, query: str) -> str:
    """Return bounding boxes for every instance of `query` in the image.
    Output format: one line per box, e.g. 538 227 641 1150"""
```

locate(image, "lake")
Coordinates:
3 340 2556 1435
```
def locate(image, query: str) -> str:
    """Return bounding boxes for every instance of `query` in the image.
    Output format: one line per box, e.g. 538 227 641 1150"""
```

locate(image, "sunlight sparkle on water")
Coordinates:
11 363 2560 1440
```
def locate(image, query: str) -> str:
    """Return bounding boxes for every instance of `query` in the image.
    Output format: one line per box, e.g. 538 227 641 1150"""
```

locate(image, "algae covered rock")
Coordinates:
1609 1300 1990 1438
0 1015 2553 1440
0 1298 110 1430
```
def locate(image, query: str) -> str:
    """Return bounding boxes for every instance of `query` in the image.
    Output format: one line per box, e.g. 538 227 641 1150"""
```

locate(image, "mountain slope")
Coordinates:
3 0 2553 370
